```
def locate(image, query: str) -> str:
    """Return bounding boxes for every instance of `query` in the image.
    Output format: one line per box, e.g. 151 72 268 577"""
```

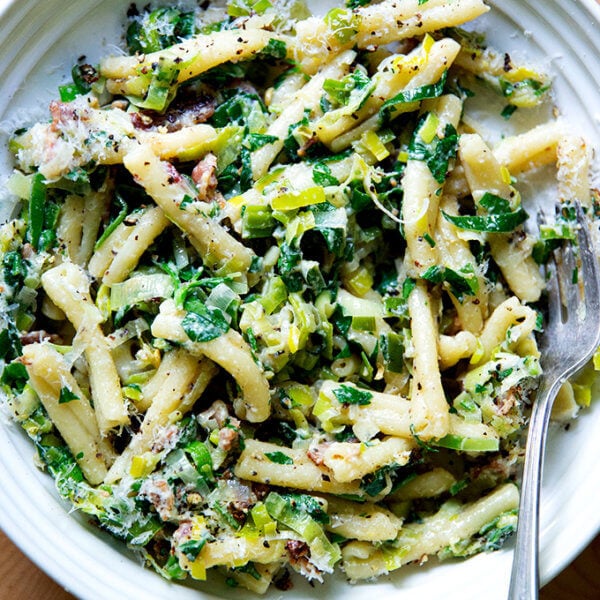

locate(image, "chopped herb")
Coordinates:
179 537 208 561
265 450 294 465
501 104 517 119
245 133 279 151
421 264 479 300
1 361 29 393
59 387 79 404
408 120 459 183
179 194 196 210
402 277 417 300
2 250 27 288
332 384 373 406
423 232 436 247
442 208 528 233
312 162 339 186
380 72 448 124
182 299 230 342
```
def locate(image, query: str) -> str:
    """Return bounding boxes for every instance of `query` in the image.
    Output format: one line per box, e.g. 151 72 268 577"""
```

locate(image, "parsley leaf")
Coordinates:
380 71 447 123
59 387 79 404
182 299 230 342
408 121 459 183
265 451 294 465
442 209 528 233
421 264 479 300
333 384 373 406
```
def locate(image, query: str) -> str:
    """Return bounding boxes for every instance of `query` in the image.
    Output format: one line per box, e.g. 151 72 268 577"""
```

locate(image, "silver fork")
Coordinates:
508 202 600 600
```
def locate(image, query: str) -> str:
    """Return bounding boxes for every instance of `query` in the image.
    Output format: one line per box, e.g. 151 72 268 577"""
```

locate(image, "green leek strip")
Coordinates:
94 194 128 251
433 434 499 452
28 173 46 251
259 276 288 315
432 416 499 452
271 186 326 211
109 273 175 311
265 492 341 570
241 205 275 239
441 209 528 233
185 440 214 480
379 71 448 124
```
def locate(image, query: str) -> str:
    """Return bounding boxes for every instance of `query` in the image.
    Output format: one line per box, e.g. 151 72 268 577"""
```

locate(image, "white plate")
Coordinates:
0 1 599 598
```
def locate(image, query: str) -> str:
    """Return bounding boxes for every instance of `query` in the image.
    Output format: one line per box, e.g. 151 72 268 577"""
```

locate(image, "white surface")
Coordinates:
0 1 599 599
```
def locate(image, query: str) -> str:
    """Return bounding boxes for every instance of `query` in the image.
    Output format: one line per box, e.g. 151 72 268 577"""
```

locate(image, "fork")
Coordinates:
508 202 600 600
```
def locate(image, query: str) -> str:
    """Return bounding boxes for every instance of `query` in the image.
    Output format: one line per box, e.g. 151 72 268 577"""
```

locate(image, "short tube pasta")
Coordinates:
41 262 129 433
151 299 271 423
123 144 254 275
20 344 113 484
408 281 450 440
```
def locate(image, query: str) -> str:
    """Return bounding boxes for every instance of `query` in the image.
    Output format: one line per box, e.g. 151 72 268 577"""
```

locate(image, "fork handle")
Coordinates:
508 376 563 600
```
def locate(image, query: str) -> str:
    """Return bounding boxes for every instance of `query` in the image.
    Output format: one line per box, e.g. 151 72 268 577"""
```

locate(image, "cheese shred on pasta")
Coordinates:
0 0 597 593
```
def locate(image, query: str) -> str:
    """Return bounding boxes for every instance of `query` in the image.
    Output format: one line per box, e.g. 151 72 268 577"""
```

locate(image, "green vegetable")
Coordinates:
312 162 340 187
131 58 180 112
408 118 459 183
0 327 22 361
94 193 128 250
324 8 360 44
228 0 273 17
434 434 499 452
2 250 27 288
442 208 528 233
379 71 448 123
1 362 29 393
265 450 294 465
110 273 176 311
182 299 230 342
126 7 195 54
323 70 373 109
27 173 46 251
58 387 79 404
332 384 373 406
421 264 479 300
265 491 340 570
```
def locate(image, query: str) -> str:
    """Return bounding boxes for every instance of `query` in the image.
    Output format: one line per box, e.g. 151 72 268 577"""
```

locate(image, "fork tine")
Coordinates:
545 256 561 327
557 235 580 317
576 203 600 318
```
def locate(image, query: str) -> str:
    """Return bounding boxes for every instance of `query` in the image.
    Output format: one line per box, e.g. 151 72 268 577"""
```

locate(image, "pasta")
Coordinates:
0 0 597 594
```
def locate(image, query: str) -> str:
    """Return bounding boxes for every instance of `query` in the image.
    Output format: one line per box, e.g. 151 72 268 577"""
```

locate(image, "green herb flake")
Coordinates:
1 362 29 393
380 72 448 124
312 162 340 186
421 264 479 300
332 384 373 406
59 387 79 404
402 277 417 300
182 300 230 342
265 451 294 465
179 537 208 561
501 104 517 119
442 208 528 233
